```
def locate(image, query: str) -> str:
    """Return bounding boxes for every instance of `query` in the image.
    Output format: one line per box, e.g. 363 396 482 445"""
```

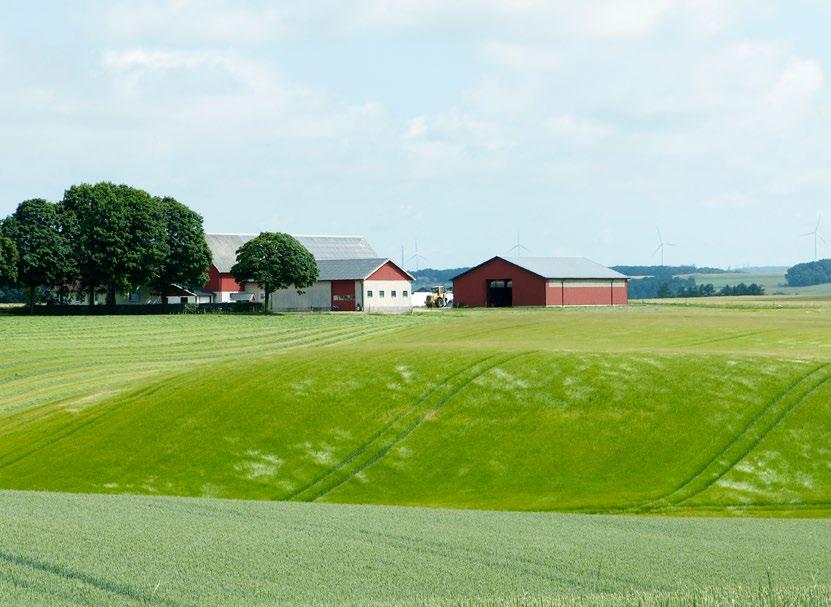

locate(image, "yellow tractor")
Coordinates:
425 285 449 308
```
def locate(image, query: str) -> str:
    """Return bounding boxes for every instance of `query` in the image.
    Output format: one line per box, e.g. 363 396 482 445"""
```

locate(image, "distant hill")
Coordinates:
611 265 727 277
409 267 469 290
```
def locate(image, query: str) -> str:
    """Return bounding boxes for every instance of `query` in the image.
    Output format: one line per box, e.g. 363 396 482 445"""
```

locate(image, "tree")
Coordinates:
62 183 168 308
0 219 18 286
230 232 319 312
150 197 212 304
4 199 75 311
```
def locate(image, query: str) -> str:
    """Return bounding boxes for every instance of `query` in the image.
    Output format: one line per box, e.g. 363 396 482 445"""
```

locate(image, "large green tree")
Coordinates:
0 219 19 286
150 197 212 304
62 183 168 307
4 199 75 310
231 232 319 311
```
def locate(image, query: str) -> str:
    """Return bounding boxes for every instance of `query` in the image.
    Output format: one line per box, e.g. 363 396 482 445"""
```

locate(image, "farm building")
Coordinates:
452 257 628 307
204 234 413 312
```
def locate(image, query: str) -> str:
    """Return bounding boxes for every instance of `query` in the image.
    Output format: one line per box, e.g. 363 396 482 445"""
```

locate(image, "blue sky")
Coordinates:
2 1 830 268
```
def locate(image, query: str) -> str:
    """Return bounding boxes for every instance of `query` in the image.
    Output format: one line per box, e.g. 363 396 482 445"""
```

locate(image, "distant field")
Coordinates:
1 490 829 606
2 305 831 515
682 271 831 298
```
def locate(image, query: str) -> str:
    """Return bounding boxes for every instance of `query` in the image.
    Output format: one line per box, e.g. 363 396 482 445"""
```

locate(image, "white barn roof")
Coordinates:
206 233 377 273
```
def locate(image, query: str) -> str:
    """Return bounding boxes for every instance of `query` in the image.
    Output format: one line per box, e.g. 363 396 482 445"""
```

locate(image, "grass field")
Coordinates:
1 305 830 604
2 305 831 515
1 490 829 606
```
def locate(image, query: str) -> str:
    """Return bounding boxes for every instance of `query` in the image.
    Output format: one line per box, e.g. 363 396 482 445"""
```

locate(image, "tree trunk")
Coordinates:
264 290 269 313
28 285 35 313
106 286 117 310
89 285 96 308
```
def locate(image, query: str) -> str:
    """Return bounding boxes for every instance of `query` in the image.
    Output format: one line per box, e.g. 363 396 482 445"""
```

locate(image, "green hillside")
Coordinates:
1 305 830 515
687 271 831 298
1 490 829 606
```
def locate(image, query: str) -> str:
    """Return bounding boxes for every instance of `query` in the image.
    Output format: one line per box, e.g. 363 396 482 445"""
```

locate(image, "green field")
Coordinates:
1 305 830 604
1 490 829 606
2 306 831 514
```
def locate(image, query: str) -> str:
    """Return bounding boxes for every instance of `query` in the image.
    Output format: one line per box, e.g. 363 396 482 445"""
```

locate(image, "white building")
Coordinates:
205 234 413 312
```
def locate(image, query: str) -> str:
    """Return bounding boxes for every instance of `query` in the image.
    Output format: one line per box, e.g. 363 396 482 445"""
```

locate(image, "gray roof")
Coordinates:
317 258 413 281
206 233 378 273
454 256 627 280
504 257 627 279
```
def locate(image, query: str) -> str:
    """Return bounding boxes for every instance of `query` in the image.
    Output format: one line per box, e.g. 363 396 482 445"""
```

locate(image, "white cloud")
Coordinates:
574 0 674 38
480 42 560 71
694 43 826 127
766 58 825 111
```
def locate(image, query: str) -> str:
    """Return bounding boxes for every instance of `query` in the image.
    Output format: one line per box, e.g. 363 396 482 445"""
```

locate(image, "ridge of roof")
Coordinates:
452 256 627 281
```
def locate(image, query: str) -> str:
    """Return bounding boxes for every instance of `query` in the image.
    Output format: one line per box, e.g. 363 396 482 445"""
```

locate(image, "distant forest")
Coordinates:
786 259 831 287
610 265 727 277
610 266 768 299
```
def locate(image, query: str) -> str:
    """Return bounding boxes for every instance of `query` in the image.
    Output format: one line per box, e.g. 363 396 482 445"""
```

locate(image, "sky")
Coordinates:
2 1 831 269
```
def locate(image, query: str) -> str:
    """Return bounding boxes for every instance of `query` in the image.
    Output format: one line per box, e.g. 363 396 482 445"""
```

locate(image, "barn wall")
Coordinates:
265 281 332 312
331 280 357 311
546 279 629 306
364 280 413 313
205 266 242 293
367 261 411 281
452 258 546 307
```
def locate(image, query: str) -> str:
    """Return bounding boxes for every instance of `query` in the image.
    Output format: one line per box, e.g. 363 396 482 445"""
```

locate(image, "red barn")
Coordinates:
452 257 628 307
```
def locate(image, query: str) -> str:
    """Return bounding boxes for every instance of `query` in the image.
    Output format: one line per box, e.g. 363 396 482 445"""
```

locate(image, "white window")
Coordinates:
367 290 373 298
379 290 385 298
391 290 397 298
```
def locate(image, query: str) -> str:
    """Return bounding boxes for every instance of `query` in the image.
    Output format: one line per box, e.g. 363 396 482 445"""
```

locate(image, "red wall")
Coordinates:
546 281 629 306
452 258 547 307
368 261 412 281
204 265 242 292
613 283 628 305
331 280 356 311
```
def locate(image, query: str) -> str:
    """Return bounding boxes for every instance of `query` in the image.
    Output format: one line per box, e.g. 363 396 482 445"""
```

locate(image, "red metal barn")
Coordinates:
452 257 628 307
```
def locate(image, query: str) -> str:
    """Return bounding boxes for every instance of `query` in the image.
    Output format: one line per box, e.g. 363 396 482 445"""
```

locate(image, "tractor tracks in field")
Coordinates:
633 362 831 513
287 352 529 503
0 548 184 607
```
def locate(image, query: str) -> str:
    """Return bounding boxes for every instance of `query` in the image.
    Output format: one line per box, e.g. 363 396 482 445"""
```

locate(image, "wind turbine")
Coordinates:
507 231 529 257
653 228 676 267
407 240 427 272
801 215 826 261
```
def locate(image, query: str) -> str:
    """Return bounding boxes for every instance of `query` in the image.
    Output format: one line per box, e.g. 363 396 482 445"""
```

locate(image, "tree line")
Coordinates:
628 275 765 299
0 182 211 310
0 182 321 313
785 259 831 287
672 282 765 298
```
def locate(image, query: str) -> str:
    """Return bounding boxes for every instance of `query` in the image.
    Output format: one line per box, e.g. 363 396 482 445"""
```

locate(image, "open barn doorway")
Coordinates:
487 279 513 307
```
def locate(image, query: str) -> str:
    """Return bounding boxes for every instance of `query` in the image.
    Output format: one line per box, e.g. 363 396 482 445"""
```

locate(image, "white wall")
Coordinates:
364 280 413 313
261 281 333 312
115 286 162 305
